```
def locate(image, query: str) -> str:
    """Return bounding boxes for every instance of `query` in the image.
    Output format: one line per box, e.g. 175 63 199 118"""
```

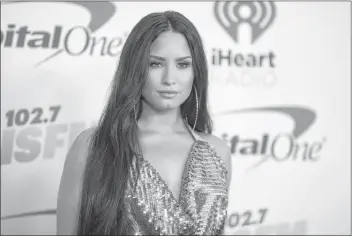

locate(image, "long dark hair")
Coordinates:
77 11 212 235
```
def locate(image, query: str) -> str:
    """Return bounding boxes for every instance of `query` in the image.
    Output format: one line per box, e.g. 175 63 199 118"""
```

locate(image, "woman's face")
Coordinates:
141 31 194 112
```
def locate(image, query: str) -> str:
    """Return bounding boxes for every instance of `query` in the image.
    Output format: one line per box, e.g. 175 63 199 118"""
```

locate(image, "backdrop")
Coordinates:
1 1 351 235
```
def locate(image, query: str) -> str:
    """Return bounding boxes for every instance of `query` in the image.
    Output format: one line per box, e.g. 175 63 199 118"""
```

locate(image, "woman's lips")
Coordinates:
158 91 179 98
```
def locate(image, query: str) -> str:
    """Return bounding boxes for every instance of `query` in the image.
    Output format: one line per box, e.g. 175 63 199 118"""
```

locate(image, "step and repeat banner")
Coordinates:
1 1 351 235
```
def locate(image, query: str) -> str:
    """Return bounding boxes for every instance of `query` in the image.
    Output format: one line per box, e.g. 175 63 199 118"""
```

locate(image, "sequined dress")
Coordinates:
124 124 229 235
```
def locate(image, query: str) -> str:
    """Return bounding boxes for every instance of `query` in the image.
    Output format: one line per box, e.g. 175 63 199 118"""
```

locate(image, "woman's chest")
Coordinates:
124 140 229 235
138 136 196 202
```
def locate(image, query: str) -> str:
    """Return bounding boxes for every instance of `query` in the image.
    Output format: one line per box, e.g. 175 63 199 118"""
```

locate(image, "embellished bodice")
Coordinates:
123 127 228 235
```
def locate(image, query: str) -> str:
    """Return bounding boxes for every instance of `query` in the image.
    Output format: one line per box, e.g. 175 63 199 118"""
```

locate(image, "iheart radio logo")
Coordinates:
213 1 276 44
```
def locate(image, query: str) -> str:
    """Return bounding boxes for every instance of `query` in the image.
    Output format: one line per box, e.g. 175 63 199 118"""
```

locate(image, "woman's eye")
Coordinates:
149 61 191 68
178 62 191 68
150 61 162 68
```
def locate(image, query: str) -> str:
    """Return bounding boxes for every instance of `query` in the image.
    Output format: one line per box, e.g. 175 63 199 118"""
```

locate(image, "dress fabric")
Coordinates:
123 124 228 235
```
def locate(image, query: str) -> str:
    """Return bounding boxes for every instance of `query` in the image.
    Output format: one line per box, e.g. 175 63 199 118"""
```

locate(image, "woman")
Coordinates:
57 10 232 235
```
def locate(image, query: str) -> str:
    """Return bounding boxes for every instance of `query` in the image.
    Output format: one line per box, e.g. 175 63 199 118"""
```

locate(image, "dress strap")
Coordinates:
183 119 204 142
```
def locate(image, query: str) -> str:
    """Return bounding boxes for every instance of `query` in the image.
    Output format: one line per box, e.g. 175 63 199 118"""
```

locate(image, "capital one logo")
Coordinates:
213 1 276 44
215 106 326 171
1 1 122 67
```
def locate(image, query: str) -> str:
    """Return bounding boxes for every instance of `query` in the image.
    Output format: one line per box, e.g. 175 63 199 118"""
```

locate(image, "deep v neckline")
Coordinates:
138 140 199 205
137 120 200 205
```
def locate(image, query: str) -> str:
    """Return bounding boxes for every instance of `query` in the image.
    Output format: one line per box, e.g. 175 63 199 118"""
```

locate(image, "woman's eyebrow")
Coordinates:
150 55 192 61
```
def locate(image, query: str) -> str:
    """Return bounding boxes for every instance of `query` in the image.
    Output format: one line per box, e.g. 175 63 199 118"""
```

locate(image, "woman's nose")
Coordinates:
162 65 176 85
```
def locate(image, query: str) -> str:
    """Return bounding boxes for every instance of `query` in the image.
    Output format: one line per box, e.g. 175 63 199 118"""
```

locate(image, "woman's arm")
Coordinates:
56 128 94 235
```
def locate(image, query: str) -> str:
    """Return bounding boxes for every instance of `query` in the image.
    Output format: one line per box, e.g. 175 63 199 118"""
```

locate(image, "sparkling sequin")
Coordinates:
123 128 228 235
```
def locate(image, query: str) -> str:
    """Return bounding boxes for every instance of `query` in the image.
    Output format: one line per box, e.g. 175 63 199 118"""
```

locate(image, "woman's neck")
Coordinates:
137 102 185 134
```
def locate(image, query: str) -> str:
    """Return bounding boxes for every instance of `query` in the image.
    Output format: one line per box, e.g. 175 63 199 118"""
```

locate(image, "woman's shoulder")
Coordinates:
65 127 96 168
73 127 96 147
197 132 230 158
